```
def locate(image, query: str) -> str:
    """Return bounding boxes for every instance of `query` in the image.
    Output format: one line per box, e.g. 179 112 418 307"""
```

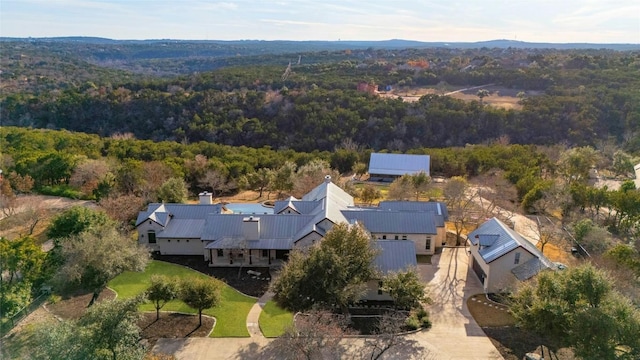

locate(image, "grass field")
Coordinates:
109 260 256 337
258 300 294 337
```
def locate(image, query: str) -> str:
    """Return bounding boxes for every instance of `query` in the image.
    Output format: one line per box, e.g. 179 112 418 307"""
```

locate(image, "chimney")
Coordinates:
242 216 260 240
324 175 332 183
199 191 212 205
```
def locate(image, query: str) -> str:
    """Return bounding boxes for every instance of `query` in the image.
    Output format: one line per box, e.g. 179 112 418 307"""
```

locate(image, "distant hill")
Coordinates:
1 37 638 51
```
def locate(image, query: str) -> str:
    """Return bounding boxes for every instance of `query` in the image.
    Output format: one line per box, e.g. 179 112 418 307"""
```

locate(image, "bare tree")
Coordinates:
70 159 111 197
359 312 432 360
444 177 477 246
268 310 351 360
199 169 234 200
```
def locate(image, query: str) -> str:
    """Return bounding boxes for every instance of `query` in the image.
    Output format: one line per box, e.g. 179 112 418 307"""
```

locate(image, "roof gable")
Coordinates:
468 218 554 269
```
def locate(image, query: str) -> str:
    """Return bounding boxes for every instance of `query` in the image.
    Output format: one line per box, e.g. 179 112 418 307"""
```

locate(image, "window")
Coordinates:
237 252 243 258
148 231 156 244
402 235 407 240
378 281 383 295
514 252 521 265
186 240 189 243
394 235 399 240
382 235 387 240
177 239 180 243
217 249 224 257
262 250 269 258
426 237 431 250
167 240 171 242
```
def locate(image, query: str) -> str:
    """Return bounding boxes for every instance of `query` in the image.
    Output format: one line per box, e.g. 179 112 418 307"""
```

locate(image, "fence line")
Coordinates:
1 292 49 336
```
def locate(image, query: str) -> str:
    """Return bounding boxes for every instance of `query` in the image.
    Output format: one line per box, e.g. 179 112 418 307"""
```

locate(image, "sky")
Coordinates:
1 0 639 44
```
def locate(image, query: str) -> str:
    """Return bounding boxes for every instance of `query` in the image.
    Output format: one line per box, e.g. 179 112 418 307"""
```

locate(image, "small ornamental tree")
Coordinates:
147 275 179 320
381 268 428 311
180 277 222 326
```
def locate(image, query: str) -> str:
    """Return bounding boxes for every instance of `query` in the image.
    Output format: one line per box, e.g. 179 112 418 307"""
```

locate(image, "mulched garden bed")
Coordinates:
152 254 271 297
47 288 117 320
138 312 214 349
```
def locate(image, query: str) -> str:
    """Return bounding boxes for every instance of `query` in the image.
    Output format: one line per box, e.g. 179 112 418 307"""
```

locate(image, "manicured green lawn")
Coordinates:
109 260 256 337
258 300 293 337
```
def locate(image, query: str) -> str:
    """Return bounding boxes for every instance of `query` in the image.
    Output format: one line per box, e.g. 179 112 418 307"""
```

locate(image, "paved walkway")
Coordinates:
246 292 273 338
153 247 502 359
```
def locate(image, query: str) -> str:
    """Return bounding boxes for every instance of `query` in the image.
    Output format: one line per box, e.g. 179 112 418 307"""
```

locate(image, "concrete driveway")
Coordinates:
410 247 503 359
153 247 502 359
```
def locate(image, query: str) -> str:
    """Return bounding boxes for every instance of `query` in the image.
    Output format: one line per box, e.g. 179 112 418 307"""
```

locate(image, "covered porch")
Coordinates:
205 237 291 267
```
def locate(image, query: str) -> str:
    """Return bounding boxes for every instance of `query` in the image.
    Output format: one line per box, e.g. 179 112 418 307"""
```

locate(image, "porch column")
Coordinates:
249 249 253 265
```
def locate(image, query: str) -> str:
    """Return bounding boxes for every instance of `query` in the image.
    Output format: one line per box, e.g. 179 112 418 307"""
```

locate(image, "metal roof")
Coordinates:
373 240 417 274
378 201 448 220
511 257 550 281
136 203 222 226
368 153 430 177
158 219 205 239
205 237 293 250
468 218 554 269
341 210 437 234
201 214 316 242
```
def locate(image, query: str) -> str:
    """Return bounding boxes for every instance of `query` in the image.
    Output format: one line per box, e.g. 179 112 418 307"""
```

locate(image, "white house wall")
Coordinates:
136 221 164 252
294 232 323 248
485 249 535 293
371 233 436 255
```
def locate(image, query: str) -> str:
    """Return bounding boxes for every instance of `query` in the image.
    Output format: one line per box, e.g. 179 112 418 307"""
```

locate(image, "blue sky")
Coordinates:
1 0 639 43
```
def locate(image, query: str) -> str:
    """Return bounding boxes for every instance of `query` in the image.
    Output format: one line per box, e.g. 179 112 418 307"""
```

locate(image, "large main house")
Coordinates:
136 176 448 267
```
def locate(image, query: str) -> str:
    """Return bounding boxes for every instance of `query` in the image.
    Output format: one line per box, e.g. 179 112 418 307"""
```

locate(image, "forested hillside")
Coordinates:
2 41 639 153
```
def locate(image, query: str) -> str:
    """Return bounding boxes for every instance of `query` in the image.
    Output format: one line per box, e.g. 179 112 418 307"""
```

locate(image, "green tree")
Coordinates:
241 168 274 198
156 177 188 203
33 297 146 360
147 275 179 321
47 206 113 240
510 264 640 359
410 171 431 200
476 89 490 105
272 161 297 198
381 268 427 311
359 184 382 205
55 225 149 306
180 277 222 326
557 146 598 186
272 223 379 313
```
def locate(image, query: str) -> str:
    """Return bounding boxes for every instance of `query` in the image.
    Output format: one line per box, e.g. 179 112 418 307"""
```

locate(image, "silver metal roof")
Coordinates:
468 218 554 269
158 219 205 239
511 257 550 281
205 237 293 250
201 214 316 242
373 240 417 274
341 210 437 234
368 153 430 177
378 201 448 221
136 203 223 226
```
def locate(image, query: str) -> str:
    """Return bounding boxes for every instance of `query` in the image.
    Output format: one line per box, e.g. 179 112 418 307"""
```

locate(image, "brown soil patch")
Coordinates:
138 312 214 349
380 85 534 110
483 326 577 360
47 288 117 320
467 295 514 327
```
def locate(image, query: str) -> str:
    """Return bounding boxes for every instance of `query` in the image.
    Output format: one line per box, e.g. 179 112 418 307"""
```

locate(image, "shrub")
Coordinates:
405 316 420 330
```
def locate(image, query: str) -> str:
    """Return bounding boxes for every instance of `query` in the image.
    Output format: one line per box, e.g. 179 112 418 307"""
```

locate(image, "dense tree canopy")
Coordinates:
510 264 640 359
272 223 379 313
